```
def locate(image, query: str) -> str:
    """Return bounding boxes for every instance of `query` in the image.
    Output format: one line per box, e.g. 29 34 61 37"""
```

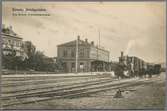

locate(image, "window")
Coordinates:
79 49 84 57
8 40 11 44
71 50 75 57
13 41 16 46
16 41 19 47
72 63 75 68
80 62 84 70
18 42 20 47
63 50 68 57
4 39 7 45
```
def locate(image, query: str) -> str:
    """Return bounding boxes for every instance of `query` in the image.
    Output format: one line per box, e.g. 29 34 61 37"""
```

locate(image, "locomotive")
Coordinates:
115 52 161 78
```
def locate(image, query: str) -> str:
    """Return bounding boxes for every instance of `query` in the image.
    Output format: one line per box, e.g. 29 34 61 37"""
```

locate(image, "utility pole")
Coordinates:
75 35 79 73
98 29 100 48
97 29 100 61
97 29 101 71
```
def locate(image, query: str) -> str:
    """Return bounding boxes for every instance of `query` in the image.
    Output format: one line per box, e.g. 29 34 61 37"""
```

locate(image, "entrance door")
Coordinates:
71 62 75 72
80 62 84 72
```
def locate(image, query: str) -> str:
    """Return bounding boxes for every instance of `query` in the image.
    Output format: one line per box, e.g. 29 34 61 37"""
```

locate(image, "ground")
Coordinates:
2 72 166 110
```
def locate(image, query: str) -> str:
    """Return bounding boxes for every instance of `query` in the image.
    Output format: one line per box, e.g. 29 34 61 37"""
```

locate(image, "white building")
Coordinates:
1 25 27 59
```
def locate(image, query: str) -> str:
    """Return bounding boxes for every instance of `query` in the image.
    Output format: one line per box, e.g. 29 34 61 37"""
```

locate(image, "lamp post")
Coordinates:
75 35 79 73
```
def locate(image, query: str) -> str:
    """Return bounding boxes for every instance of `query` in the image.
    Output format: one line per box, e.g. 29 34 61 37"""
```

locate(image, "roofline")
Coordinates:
57 39 76 47
95 46 110 53
1 33 23 40
119 55 148 63
58 41 109 53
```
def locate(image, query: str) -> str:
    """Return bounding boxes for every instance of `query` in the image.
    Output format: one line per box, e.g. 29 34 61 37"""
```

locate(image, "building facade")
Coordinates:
57 36 110 73
1 25 26 58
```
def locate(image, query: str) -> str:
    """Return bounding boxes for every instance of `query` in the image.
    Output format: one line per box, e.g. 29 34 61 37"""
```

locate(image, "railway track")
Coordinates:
2 75 99 81
1 73 162 108
2 78 110 94
2 75 112 94
2 76 96 87
2 74 105 81
2 77 155 108
2 78 114 98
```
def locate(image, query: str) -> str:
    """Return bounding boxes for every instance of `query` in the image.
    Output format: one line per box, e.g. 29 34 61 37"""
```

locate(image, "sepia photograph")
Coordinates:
1 1 166 110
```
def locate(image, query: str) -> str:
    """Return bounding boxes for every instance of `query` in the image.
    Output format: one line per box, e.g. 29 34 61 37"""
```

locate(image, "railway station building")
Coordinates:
57 36 110 73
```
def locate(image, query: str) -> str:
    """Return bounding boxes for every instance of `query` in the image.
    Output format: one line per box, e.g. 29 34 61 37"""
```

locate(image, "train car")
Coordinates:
153 64 161 74
145 63 161 75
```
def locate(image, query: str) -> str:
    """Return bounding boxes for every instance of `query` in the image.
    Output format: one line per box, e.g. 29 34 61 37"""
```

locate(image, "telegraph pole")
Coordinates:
75 35 79 73
98 29 100 48
97 29 100 61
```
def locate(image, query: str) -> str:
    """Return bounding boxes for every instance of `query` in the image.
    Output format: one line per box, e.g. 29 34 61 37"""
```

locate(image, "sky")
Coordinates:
2 1 166 63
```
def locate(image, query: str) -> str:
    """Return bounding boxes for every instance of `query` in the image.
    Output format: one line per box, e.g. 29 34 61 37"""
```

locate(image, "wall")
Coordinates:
89 46 109 62
57 45 90 59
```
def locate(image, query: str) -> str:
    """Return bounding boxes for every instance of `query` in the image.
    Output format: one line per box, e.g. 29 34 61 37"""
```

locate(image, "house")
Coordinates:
1 25 26 59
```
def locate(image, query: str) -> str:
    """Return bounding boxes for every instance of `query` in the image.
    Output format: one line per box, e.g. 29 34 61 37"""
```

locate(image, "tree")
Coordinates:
2 54 24 70
55 58 64 72
22 41 36 70
33 51 45 71
3 40 58 72
23 41 36 58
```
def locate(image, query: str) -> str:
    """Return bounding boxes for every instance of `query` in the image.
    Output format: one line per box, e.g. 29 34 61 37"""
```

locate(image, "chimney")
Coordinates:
85 38 88 43
91 41 94 46
121 51 123 57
